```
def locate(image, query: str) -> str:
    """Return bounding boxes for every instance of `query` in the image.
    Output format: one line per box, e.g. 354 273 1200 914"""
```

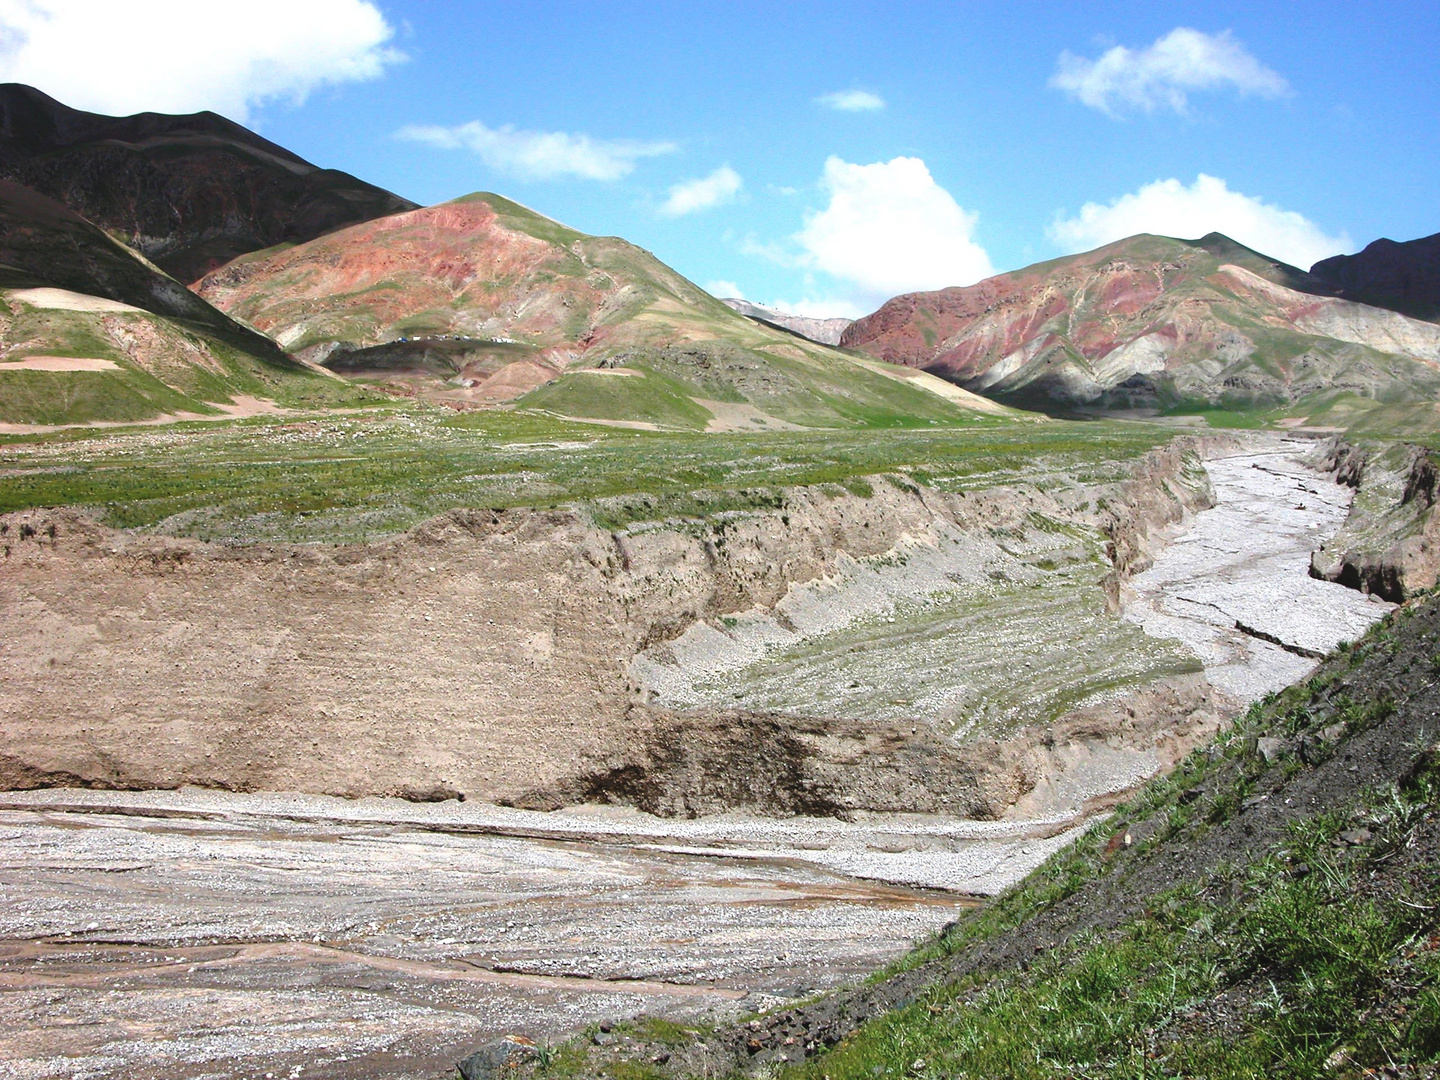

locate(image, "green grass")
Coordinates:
1159 404 1278 429
0 296 372 425
0 406 1170 543
0 368 212 424
787 783 1440 1080
521 366 716 430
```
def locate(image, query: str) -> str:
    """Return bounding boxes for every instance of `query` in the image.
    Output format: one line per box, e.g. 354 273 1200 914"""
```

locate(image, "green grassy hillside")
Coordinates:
0 182 368 425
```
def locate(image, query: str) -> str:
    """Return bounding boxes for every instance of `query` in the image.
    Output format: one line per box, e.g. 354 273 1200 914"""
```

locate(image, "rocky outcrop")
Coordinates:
1310 438 1440 601
1311 232 1440 323
841 232 1440 414
720 299 852 345
0 83 417 282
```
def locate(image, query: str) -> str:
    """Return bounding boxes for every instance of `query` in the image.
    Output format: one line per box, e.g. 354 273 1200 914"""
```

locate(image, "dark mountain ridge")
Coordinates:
0 179 298 366
0 83 417 283
1312 232 1440 323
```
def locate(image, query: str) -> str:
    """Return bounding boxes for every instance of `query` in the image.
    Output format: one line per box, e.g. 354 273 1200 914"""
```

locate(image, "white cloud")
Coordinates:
660 166 743 216
1048 174 1352 268
707 280 743 299
396 120 676 181
794 156 994 309
816 89 885 112
1051 27 1289 116
0 0 402 122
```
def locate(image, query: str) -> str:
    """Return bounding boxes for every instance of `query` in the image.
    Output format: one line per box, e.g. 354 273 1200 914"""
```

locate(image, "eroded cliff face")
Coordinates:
1310 438 1440 601
0 436 1238 819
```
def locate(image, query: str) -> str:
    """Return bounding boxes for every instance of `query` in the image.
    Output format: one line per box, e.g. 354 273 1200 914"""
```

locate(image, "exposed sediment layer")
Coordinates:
0 435 1235 817
1309 437 1440 600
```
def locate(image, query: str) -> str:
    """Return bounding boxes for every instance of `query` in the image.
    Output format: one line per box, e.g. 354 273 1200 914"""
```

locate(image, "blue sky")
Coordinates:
3 1 1436 315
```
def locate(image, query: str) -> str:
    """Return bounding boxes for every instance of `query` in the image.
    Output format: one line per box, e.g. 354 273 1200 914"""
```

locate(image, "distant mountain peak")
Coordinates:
842 231 1440 416
719 299 852 346
1311 231 1440 323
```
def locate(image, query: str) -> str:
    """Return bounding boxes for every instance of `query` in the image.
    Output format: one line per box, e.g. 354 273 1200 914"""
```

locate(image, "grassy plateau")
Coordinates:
0 405 1171 543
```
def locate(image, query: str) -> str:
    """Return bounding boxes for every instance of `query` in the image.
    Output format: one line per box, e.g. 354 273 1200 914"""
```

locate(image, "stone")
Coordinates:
1254 736 1291 763
457 1036 538 1080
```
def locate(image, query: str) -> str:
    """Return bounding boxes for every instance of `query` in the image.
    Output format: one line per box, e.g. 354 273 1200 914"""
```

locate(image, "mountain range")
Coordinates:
0 84 1435 431
191 190 997 428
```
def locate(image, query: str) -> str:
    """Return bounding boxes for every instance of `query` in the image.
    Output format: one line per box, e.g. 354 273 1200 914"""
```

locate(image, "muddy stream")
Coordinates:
0 436 1393 1080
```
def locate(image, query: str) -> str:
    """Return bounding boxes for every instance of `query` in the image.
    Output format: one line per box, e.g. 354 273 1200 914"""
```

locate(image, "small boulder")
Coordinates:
457 1036 538 1080
1254 736 1290 763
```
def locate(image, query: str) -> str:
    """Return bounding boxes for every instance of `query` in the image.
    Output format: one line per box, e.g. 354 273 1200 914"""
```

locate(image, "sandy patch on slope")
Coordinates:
696 398 802 433
6 287 144 313
846 355 1021 415
0 355 121 371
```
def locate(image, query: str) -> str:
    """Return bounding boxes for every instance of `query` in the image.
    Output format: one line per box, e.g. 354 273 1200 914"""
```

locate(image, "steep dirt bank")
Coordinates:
0 435 1234 816
1310 437 1440 600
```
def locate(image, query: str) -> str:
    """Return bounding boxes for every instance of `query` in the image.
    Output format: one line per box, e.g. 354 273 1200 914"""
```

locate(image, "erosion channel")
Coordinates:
0 434 1393 1080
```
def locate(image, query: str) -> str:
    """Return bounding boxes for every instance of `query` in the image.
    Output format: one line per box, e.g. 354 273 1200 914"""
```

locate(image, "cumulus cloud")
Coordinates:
396 120 676 181
1048 174 1352 268
660 166 743 216
1051 27 1289 116
794 156 994 309
0 0 402 121
815 89 885 112
706 280 744 299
